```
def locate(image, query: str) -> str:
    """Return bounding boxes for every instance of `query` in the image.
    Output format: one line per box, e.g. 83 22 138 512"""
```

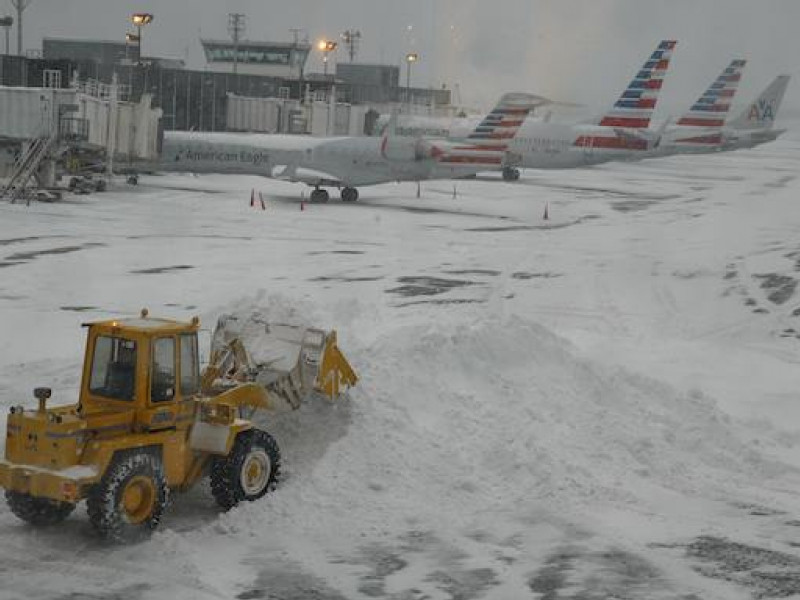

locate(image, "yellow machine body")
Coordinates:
0 313 357 505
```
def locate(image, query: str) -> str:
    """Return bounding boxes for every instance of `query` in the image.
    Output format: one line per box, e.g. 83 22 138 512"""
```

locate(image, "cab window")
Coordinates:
180 334 200 396
151 337 176 403
89 336 137 401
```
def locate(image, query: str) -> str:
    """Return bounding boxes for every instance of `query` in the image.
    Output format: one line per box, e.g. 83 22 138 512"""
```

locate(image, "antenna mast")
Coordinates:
227 13 246 75
341 29 361 63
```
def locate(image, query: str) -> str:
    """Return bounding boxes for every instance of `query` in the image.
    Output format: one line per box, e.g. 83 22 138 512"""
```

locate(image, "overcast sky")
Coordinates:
11 0 799 115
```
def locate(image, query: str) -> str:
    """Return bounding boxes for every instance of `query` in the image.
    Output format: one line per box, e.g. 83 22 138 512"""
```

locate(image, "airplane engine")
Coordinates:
720 131 739 146
381 137 439 162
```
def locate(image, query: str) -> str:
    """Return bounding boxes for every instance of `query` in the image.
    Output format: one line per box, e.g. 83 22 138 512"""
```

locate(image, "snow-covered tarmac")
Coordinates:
3 131 800 599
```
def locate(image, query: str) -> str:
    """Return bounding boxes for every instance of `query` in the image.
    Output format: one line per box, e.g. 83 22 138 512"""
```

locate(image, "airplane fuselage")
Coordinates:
162 131 503 188
507 122 651 169
648 125 786 157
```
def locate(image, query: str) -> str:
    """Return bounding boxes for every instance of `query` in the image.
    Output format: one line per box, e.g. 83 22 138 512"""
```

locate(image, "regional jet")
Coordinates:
161 93 539 202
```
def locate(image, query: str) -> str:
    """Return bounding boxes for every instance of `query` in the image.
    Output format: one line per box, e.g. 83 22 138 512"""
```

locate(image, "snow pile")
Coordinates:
212 300 782 539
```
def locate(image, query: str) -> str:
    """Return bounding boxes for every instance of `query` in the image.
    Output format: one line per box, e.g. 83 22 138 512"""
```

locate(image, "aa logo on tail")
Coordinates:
748 99 776 122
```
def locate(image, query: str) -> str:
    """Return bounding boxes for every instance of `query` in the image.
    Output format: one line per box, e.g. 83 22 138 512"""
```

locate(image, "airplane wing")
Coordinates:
272 164 342 188
613 117 672 149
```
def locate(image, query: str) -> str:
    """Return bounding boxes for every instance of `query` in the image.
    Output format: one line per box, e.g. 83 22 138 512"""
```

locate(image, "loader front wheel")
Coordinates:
210 429 281 510
5 491 75 526
87 452 169 542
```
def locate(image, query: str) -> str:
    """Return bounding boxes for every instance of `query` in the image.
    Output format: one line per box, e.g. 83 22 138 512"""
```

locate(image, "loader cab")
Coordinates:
79 312 201 430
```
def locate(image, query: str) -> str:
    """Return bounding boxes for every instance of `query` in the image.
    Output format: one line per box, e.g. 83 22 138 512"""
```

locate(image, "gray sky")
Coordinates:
12 0 799 114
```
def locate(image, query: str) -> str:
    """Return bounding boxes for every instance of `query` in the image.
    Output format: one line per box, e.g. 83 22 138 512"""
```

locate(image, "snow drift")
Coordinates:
208 299 783 543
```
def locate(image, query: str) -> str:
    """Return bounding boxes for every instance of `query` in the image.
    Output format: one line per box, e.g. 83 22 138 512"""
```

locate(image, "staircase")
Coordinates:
2 131 59 203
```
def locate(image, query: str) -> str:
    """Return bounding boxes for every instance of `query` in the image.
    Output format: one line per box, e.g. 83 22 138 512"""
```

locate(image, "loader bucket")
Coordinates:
206 314 358 411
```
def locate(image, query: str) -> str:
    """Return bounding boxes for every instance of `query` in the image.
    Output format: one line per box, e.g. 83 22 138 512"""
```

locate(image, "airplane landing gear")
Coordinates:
310 188 329 203
502 167 521 182
341 187 359 202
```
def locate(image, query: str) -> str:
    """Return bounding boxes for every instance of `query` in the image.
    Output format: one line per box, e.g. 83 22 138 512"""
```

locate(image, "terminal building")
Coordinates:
1 36 452 137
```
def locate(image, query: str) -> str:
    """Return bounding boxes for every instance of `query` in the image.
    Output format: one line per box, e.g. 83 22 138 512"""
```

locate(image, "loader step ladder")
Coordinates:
2 132 58 203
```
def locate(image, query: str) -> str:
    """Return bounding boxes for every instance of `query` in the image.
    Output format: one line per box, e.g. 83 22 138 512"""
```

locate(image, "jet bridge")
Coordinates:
0 78 162 191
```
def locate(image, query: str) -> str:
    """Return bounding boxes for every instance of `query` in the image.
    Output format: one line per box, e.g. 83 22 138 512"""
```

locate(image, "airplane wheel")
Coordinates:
502 167 521 182
341 187 359 202
310 189 329 203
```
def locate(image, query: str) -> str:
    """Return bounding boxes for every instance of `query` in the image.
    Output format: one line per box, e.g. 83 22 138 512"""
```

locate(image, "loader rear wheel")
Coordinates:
5 491 75 526
87 452 169 542
210 428 281 510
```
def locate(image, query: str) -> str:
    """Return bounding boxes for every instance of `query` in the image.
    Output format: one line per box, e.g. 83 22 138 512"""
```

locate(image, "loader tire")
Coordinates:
5 491 75 526
87 452 169 543
210 428 281 510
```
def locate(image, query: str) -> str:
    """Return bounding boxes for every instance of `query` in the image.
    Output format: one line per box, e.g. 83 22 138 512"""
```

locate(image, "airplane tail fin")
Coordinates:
434 93 539 170
465 92 540 149
675 59 747 129
598 40 677 129
727 75 791 131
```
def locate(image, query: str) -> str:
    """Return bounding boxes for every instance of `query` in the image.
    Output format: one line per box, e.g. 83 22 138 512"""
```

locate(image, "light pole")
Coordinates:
10 0 31 56
0 16 12 56
125 32 140 61
124 32 138 94
318 39 337 77
405 53 418 106
130 13 153 64
130 14 153 101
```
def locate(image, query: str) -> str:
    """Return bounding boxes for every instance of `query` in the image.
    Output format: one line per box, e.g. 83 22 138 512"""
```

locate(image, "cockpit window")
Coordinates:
89 336 137 401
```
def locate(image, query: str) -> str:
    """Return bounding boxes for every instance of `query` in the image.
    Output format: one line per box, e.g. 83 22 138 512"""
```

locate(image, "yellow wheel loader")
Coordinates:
0 310 357 542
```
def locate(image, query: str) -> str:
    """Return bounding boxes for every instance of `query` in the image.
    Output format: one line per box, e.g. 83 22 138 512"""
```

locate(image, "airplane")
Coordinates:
653 59 748 154
375 40 677 179
645 71 789 157
160 93 539 202
371 94 573 139
719 74 791 150
496 39 678 178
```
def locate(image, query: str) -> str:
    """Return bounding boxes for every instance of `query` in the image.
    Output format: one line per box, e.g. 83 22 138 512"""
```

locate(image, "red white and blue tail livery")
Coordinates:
465 93 536 147
434 93 540 171
598 40 677 129
675 59 746 130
